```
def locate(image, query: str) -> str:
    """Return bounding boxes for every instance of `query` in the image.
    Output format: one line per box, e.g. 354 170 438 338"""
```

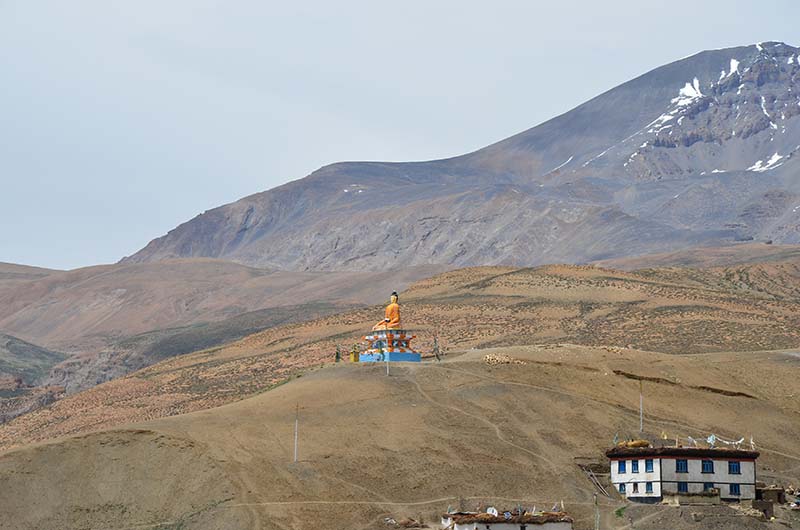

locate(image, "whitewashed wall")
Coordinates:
609 457 662 499
660 457 756 499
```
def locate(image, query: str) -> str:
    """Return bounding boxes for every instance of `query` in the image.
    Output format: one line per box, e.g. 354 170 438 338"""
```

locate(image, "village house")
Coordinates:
441 509 573 530
606 445 760 503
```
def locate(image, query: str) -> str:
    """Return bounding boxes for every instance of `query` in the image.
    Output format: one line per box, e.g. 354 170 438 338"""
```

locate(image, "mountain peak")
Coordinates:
124 43 800 270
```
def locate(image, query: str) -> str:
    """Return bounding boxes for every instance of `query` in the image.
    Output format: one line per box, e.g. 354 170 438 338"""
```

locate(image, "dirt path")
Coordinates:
613 505 671 529
406 372 560 470
223 496 615 508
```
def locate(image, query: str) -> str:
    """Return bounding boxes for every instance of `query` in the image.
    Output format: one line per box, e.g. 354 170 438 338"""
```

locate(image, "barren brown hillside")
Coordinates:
2 262 799 453
0 258 442 352
1 346 798 530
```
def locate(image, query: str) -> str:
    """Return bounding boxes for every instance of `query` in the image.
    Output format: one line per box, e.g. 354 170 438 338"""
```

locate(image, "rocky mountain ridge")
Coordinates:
125 42 800 271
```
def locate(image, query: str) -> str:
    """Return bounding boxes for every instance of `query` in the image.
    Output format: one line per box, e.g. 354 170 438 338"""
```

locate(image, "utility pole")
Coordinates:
639 380 643 433
293 403 299 463
594 494 599 530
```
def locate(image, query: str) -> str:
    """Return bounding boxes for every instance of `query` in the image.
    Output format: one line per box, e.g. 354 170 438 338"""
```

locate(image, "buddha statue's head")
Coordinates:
390 291 398 304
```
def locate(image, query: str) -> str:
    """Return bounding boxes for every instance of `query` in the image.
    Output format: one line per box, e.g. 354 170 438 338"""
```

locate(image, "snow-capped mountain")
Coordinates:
126 42 800 270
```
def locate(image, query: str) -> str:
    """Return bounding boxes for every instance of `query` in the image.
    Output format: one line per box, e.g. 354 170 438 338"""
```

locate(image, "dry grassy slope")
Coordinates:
0 262 59 281
0 258 442 352
0 262 59 300
2 262 799 453
1 345 798 530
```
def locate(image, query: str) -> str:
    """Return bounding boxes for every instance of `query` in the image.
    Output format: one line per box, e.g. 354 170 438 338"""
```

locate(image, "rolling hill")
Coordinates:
0 259 441 352
3 260 798 454
0 262 59 283
1 345 798 529
125 42 800 271
0 259 442 394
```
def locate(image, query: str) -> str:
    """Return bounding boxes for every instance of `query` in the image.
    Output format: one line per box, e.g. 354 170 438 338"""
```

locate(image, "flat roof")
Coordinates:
606 446 759 459
443 512 573 525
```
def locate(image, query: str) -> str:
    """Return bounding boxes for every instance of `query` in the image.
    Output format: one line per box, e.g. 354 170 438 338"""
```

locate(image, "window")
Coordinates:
619 483 626 494
632 482 639 493
703 482 715 491
728 461 741 475
676 459 688 473
729 483 741 496
618 460 627 474
702 460 714 473
678 482 688 493
645 482 653 494
631 460 639 473
645 459 654 473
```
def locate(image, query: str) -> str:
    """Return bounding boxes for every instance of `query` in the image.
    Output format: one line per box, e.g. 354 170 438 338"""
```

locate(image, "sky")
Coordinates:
1 1 798 270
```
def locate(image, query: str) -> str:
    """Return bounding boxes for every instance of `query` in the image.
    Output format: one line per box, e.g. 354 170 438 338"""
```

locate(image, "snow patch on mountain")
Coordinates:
720 59 740 80
748 153 784 172
544 156 574 175
672 78 704 107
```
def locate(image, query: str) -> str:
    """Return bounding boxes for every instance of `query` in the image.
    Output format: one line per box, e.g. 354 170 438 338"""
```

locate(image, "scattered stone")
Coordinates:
483 354 526 366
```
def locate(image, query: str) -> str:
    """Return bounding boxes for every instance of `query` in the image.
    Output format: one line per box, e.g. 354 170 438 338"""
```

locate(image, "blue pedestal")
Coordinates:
359 351 421 363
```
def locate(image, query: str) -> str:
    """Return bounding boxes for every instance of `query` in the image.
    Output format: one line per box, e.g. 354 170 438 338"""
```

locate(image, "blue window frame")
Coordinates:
645 459 654 473
729 483 741 496
631 460 639 473
676 459 688 473
619 483 626 493
728 461 741 474
618 460 626 474
645 482 653 493
702 460 714 473
703 482 714 491
678 482 688 493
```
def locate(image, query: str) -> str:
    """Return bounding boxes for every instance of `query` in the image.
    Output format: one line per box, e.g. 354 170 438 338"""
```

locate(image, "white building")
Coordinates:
441 510 573 530
606 446 759 502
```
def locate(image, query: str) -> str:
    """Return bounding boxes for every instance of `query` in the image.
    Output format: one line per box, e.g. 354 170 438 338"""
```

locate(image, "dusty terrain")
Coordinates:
0 258 442 353
0 258 442 402
1 345 798 530
2 261 798 453
0 262 58 283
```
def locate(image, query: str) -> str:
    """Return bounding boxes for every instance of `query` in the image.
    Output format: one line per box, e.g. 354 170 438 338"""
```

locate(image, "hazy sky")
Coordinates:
2 1 797 269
